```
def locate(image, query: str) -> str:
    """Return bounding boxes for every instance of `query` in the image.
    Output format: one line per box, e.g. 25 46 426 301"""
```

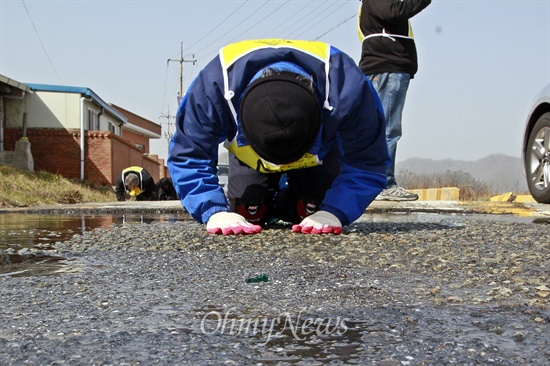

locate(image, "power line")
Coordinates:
192 0 271 60
159 61 171 119
223 0 292 45
257 0 315 39
289 2 345 39
185 0 251 52
275 1 339 39
188 1 353 62
180 1 358 90
21 0 63 85
314 13 357 41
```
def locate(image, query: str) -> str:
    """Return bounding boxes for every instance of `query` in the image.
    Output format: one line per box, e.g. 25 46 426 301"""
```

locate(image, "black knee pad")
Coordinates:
274 188 320 223
236 202 270 225
230 195 274 226
296 199 320 220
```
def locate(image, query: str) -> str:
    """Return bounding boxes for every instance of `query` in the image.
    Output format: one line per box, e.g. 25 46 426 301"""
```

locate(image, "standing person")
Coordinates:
115 166 158 201
358 0 431 201
157 177 178 200
168 39 390 236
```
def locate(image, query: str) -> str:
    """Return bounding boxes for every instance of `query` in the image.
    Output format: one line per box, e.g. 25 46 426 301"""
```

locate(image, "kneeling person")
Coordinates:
168 39 389 235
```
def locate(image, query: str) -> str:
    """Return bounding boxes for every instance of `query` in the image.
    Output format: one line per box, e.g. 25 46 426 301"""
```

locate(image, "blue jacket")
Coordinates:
168 39 389 226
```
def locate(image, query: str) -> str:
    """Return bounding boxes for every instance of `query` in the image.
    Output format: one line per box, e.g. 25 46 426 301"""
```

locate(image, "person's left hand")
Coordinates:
292 211 342 235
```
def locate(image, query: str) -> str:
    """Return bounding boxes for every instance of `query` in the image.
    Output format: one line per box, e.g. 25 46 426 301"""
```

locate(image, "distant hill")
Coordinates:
396 154 528 193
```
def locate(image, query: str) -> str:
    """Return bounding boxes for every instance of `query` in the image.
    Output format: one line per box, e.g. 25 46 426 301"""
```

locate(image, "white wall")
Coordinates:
11 91 123 133
25 91 81 129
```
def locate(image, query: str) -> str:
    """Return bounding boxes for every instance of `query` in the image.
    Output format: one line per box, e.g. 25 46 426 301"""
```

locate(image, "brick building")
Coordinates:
0 74 165 186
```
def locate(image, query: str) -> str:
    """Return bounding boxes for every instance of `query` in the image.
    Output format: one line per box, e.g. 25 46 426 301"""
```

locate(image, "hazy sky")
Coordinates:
1 0 549 163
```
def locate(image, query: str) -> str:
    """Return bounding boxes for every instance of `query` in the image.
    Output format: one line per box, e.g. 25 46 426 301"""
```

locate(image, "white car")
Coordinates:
523 84 550 203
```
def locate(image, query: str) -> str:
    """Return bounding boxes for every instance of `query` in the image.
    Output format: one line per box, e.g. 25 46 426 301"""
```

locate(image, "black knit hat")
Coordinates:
239 73 321 165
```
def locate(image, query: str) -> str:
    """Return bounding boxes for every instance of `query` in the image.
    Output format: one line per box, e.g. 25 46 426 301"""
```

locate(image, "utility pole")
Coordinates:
167 42 197 97
159 105 175 148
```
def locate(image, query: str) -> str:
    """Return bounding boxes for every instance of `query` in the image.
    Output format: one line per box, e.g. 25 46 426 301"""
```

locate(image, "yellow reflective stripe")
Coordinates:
408 21 414 38
220 39 329 68
357 6 364 41
123 166 143 174
225 139 320 174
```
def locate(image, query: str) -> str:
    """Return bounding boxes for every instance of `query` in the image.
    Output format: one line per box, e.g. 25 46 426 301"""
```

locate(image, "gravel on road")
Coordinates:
1 215 549 365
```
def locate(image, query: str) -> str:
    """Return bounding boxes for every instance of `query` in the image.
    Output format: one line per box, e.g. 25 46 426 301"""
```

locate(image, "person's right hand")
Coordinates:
206 212 262 235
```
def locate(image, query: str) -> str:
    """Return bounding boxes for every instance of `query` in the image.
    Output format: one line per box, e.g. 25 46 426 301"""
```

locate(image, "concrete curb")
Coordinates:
408 188 536 204
0 200 548 218
409 187 460 201
368 200 549 218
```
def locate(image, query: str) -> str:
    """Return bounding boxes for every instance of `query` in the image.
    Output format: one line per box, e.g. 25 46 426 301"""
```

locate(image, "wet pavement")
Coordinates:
0 200 549 364
0 200 549 278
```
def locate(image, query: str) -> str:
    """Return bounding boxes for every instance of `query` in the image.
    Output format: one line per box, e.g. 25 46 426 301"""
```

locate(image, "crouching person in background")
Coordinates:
157 177 178 200
115 166 158 201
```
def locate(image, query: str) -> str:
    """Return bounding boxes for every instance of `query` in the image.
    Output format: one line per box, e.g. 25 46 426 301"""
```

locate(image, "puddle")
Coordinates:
0 213 187 276
0 213 186 250
0 253 83 277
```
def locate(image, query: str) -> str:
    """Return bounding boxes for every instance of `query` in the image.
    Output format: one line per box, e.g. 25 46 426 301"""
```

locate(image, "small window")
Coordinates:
135 144 145 152
87 109 99 130
87 109 94 130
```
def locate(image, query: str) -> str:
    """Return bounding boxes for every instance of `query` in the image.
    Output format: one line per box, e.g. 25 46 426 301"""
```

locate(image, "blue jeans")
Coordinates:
369 72 411 187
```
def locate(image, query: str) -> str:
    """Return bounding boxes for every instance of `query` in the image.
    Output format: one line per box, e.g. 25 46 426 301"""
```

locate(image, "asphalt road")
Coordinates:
0 200 548 365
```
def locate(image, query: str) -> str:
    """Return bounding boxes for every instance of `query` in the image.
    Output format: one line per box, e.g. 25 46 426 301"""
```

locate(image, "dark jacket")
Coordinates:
359 0 431 77
115 167 158 201
157 178 178 200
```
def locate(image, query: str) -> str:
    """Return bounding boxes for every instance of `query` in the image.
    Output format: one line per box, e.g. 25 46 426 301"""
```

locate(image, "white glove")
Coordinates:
206 212 262 235
291 210 342 235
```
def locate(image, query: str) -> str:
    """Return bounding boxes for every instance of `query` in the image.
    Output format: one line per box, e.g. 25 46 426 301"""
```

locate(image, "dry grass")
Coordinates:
0 165 116 208
396 170 493 201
